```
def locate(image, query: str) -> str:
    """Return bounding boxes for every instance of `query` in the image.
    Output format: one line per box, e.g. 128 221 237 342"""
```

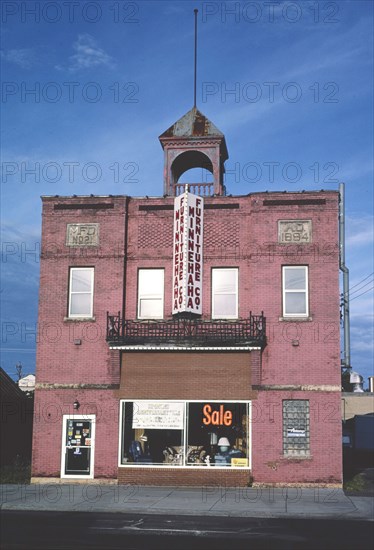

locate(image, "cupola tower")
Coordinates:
159 107 229 197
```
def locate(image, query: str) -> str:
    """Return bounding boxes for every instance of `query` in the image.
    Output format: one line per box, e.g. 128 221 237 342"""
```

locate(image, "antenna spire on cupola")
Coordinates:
194 8 198 108
158 9 229 198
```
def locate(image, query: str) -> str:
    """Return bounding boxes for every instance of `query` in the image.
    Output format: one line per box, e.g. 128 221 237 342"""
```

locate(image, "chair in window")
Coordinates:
163 446 184 465
187 446 207 464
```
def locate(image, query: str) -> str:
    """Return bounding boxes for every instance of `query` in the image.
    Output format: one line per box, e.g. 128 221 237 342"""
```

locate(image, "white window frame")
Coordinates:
118 400 251 470
68 267 94 318
282 265 309 318
212 268 238 319
61 414 96 479
137 268 164 319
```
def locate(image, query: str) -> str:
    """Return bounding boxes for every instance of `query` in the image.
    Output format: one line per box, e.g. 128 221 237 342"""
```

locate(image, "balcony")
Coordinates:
106 312 266 349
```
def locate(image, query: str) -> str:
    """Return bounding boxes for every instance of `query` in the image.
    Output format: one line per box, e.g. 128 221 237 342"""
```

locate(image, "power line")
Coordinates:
350 272 374 290
349 285 374 302
348 279 374 297
342 272 374 295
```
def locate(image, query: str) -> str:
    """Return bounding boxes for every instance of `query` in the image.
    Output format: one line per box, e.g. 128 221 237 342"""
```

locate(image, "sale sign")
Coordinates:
173 186 204 315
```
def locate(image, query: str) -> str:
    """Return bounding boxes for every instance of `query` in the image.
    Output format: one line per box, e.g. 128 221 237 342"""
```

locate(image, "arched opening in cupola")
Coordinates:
171 150 214 197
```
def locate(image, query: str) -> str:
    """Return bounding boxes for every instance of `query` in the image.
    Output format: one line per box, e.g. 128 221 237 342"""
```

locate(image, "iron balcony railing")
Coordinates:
106 312 266 349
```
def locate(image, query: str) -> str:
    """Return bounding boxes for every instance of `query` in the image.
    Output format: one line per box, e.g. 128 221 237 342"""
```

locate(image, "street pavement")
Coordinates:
1 510 374 550
0 484 373 521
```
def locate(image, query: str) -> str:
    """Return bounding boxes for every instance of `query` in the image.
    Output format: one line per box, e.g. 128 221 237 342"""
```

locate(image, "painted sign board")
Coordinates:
173 186 203 315
231 458 248 467
132 401 184 430
287 428 306 437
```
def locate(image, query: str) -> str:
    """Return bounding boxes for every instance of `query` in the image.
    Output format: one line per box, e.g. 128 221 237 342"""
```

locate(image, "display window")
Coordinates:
119 400 250 468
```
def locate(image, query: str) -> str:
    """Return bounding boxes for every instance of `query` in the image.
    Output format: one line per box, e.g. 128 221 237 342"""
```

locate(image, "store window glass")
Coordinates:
120 401 184 466
186 402 248 467
120 401 249 468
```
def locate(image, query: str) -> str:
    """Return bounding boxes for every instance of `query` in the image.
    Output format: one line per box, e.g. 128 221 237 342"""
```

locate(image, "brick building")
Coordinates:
31 107 342 487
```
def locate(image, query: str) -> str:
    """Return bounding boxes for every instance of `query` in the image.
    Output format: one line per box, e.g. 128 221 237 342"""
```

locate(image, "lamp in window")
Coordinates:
217 437 230 452
208 432 218 456
209 432 218 445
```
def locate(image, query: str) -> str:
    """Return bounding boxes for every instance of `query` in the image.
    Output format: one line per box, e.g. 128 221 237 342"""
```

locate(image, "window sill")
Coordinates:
279 316 312 322
118 464 251 469
64 316 96 322
282 454 312 461
137 318 164 322
211 317 239 321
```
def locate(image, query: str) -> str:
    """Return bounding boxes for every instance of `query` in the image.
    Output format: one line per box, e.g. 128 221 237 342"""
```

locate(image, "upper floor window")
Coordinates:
212 268 238 319
138 269 164 319
68 267 94 318
282 266 308 317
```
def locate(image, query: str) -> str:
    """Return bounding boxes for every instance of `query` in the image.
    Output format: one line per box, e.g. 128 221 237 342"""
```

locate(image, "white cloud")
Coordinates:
1 222 40 242
350 323 374 353
1 48 37 69
351 340 374 354
346 215 374 247
351 295 374 317
55 34 114 72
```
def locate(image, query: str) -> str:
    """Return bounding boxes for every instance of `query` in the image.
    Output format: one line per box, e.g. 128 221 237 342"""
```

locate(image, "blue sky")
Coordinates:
1 1 373 386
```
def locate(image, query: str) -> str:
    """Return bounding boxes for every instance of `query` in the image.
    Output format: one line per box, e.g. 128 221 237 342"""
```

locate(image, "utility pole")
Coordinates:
15 362 23 381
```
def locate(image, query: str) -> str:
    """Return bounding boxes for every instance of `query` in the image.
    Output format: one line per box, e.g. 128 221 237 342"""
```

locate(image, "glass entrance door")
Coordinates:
61 415 95 478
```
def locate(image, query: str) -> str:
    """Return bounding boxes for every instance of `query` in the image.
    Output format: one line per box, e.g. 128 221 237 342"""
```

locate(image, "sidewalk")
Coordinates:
1 484 373 520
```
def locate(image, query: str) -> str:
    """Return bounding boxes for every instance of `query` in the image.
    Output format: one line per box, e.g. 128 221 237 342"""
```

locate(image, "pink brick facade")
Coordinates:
252 391 341 485
32 389 118 479
32 190 342 487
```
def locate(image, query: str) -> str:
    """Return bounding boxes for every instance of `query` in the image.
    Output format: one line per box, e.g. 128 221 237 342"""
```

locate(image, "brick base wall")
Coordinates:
118 467 251 487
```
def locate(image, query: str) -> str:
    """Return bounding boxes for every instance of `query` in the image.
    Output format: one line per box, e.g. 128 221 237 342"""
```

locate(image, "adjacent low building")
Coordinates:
31 107 342 487
1 368 33 467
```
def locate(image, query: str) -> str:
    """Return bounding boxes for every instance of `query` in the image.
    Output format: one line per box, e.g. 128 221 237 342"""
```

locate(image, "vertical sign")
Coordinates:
173 186 203 315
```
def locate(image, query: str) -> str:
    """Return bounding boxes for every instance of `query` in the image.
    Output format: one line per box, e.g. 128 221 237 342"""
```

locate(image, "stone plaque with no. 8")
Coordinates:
278 220 312 244
66 223 99 246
